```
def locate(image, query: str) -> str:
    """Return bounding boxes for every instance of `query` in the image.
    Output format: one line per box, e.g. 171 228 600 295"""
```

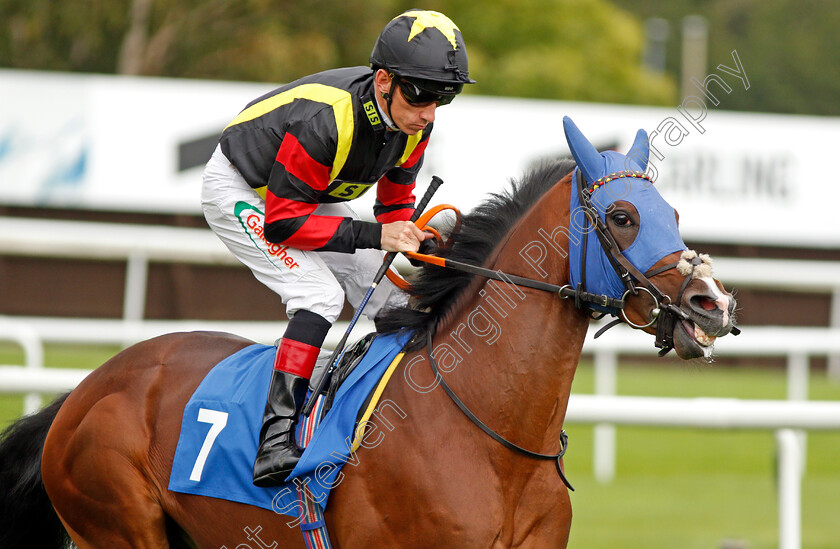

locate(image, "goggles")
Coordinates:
397 78 462 107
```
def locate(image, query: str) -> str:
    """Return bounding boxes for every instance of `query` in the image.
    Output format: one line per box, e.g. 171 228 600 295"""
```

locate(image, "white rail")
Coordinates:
1 317 837 469
0 317 373 348
0 365 90 393
1 366 834 549
567 394 840 430
0 316 373 413
580 324 840 485
2 216 840 319
566 395 840 549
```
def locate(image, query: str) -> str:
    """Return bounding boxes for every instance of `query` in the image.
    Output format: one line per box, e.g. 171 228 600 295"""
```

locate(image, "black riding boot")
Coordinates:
253 311 331 487
252 370 310 487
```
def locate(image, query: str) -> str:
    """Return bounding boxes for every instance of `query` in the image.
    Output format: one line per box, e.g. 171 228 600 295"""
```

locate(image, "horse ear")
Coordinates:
563 116 604 184
625 128 650 172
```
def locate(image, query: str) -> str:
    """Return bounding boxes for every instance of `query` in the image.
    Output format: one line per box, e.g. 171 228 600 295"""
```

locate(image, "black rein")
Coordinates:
425 330 574 490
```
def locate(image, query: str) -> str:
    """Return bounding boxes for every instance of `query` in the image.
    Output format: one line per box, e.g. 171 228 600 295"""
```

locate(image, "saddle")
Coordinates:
310 331 378 421
168 330 411 517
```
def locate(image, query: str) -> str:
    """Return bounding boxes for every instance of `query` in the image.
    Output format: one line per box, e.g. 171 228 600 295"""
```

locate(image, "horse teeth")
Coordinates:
694 324 717 347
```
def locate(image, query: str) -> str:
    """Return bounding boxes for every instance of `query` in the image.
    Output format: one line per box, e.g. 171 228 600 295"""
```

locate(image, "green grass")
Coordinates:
566 358 840 549
0 342 121 429
2 346 839 547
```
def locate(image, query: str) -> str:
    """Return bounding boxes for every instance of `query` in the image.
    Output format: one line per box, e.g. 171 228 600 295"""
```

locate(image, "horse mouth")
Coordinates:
674 318 717 360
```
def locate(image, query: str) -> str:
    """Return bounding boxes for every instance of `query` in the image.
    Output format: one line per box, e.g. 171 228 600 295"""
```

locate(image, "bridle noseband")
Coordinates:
403 168 740 487
407 169 715 355
573 168 691 356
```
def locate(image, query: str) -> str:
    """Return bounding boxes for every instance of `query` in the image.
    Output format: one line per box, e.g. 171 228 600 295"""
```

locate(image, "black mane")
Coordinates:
377 158 577 348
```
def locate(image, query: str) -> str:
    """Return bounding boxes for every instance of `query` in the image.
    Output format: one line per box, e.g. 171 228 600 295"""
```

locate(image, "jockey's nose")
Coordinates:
419 103 436 124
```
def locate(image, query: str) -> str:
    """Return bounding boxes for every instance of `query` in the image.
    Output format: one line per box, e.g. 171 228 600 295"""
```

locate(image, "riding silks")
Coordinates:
168 330 412 516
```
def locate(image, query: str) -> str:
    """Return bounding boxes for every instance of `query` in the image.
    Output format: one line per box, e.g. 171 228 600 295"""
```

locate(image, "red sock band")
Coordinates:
273 338 320 379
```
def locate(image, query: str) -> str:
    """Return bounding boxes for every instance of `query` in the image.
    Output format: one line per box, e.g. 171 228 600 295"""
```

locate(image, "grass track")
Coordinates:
1 344 839 547
567 358 840 548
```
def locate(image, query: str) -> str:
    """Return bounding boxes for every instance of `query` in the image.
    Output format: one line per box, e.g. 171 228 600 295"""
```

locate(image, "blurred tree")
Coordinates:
612 0 840 115
0 0 127 73
0 0 395 81
416 0 676 105
0 0 676 106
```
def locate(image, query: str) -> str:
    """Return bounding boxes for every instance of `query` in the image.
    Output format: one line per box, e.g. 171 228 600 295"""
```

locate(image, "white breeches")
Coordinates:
201 145 407 324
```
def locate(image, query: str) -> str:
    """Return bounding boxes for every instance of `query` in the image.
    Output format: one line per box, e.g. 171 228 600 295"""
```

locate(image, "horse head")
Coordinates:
563 116 737 360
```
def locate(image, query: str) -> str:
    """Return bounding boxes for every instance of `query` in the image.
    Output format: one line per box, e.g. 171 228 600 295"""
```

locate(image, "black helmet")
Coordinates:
370 9 476 97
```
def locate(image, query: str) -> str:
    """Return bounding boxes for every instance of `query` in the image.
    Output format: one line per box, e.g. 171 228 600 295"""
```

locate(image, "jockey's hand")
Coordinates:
408 237 440 267
380 221 430 253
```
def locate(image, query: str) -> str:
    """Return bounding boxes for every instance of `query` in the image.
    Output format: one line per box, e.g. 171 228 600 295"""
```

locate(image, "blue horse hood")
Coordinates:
563 117 686 310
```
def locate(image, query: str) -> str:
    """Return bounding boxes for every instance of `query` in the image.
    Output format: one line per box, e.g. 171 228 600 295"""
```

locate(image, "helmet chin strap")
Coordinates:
381 76 400 131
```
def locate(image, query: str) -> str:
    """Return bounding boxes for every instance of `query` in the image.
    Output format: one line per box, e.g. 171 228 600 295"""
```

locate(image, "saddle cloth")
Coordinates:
167 330 411 517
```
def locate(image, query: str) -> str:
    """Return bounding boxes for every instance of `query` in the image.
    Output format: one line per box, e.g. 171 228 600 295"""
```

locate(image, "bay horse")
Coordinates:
0 118 736 548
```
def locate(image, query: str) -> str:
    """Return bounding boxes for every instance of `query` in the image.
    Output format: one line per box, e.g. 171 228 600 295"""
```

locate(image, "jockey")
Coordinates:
201 9 475 487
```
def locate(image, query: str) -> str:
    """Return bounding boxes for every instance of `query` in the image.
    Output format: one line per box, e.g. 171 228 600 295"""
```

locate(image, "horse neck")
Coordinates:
433 175 589 452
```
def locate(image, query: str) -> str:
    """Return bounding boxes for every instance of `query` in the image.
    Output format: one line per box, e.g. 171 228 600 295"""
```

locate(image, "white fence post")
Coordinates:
828 287 840 381
593 350 617 483
786 352 808 475
776 429 802 549
123 251 149 322
786 353 809 402
0 318 46 415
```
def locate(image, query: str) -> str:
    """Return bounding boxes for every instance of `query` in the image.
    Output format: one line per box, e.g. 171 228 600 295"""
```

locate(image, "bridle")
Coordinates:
573 168 695 356
403 167 739 488
407 168 719 355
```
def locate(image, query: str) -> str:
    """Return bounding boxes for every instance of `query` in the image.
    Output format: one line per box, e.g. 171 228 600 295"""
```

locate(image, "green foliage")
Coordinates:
434 0 675 104
2 0 833 112
613 0 840 115
0 0 675 106
0 0 126 72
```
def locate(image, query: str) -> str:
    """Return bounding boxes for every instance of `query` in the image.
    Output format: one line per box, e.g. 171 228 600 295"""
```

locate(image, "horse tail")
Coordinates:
0 394 71 548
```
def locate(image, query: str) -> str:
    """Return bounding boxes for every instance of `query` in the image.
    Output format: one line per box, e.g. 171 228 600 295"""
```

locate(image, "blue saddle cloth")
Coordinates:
168 331 411 517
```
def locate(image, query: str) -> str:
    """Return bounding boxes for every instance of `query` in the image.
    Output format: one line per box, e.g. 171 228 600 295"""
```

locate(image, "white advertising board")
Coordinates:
1 69 837 248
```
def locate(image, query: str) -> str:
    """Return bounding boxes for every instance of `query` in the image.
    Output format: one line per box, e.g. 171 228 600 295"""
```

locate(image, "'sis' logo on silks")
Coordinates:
234 202 300 270
363 100 381 127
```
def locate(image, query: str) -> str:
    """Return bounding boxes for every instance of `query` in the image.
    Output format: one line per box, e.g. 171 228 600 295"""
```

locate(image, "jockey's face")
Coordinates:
391 84 437 135
374 70 436 135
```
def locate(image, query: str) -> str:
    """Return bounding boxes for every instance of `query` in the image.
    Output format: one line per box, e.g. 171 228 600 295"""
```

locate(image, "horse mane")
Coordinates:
377 158 577 349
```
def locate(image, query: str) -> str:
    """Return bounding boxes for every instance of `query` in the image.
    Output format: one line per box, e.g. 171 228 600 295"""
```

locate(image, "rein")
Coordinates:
403 251 626 310
424 329 574 490
404 170 699 355
401 170 739 489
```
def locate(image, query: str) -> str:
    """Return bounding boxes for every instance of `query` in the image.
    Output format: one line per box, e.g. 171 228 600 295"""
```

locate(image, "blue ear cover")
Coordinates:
562 116 686 311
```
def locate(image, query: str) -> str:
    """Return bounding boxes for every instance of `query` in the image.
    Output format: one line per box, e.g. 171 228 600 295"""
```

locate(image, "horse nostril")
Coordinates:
691 295 717 312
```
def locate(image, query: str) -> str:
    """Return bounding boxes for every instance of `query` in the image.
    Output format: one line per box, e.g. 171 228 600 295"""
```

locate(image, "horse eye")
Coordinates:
612 213 632 227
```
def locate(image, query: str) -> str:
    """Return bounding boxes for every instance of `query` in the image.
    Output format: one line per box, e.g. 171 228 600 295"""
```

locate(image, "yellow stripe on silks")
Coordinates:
399 131 423 166
349 352 405 453
254 186 267 200
225 83 354 181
